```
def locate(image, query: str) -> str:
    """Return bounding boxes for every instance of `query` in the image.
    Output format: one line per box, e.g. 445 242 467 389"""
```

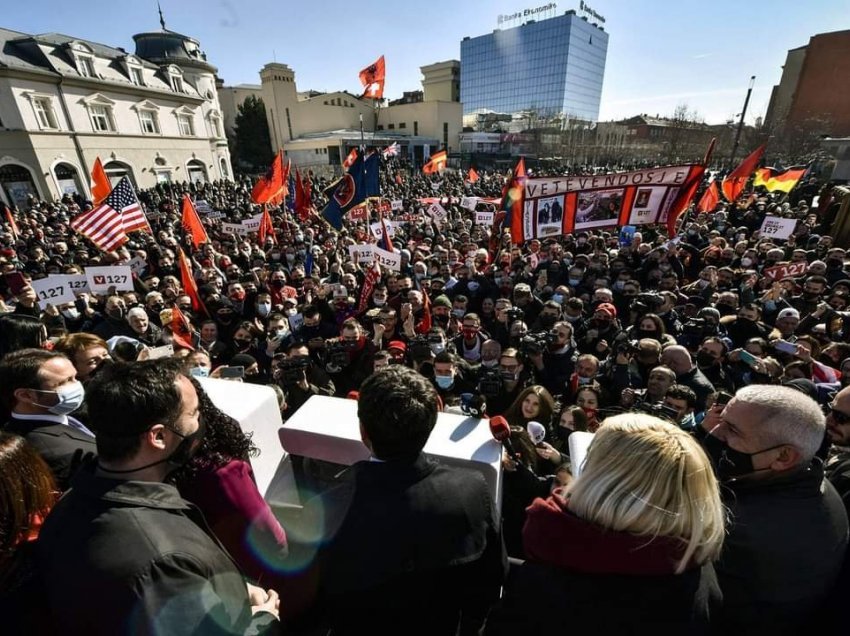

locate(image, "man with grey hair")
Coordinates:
700 385 848 635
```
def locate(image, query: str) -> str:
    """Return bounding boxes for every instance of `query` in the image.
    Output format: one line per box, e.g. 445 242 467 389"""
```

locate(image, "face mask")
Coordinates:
551 294 564 304
557 427 574 443
189 366 210 378
462 328 478 339
107 307 125 321
741 257 754 268
711 438 785 481
435 375 454 389
452 309 465 318
31 381 85 416
286 254 296 262
612 281 625 291
430 342 446 354
539 315 557 328
577 375 592 385
234 338 251 350
564 314 582 323
256 302 272 317
62 308 80 321
568 278 581 287
501 370 519 382
482 358 498 368
164 419 207 468
373 297 386 307
696 350 717 368
270 252 281 261
271 279 285 289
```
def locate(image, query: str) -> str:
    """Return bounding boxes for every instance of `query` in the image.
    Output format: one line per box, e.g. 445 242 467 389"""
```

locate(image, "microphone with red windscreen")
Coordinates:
489 415 519 460
346 390 360 400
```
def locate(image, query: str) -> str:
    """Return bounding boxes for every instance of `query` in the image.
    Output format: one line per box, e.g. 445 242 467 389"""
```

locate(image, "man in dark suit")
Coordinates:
0 348 96 490
294 366 507 635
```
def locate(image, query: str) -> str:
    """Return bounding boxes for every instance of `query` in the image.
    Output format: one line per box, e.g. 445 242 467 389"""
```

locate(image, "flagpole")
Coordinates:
729 76 755 167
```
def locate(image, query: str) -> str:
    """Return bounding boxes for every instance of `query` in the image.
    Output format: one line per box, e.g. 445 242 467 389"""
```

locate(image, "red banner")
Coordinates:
763 261 807 281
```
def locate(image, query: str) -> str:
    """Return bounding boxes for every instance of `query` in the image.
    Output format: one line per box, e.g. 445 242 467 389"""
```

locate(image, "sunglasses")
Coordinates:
827 403 850 425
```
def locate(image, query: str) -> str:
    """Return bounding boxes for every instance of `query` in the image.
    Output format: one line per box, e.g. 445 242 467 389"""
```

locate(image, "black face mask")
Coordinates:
234 339 251 350
636 329 657 340
703 433 783 481
539 314 557 328
803 291 820 300
98 419 206 475
106 307 125 321
696 350 717 368
557 427 574 443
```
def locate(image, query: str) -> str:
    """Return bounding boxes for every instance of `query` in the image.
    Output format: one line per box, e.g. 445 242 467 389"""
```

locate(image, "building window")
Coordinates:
172 75 184 93
414 121 418 135
388 123 395 130
285 107 293 140
89 104 115 132
443 122 449 147
32 97 58 129
177 113 194 136
210 116 222 138
139 110 160 134
377 125 383 131
399 122 406 129
77 56 95 78
130 67 144 85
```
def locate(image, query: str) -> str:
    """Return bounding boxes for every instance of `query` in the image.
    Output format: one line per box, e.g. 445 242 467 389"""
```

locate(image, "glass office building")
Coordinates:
461 12 608 123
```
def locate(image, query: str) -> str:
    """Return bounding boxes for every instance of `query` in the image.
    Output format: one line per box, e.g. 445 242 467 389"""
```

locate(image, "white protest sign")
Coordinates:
427 202 448 226
475 211 494 225
222 222 250 236
759 215 797 240
461 196 479 211
31 276 77 306
391 199 403 211
347 243 374 264
288 312 304 332
146 344 174 360
242 214 263 232
372 246 402 271
127 256 148 277
65 274 90 294
369 221 398 239
85 266 134 293
195 200 213 215
207 210 224 220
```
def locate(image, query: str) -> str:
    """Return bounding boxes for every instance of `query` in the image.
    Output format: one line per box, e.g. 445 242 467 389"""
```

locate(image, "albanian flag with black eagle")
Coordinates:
321 152 380 229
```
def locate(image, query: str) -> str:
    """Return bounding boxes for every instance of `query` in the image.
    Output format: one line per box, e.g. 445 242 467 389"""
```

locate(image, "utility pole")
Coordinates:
729 76 755 166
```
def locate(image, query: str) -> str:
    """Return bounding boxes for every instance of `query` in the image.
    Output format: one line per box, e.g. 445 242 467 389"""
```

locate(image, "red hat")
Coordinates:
595 303 617 318
388 340 407 353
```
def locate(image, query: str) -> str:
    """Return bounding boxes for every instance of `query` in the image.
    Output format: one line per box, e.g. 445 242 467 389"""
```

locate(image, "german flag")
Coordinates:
753 166 807 193
423 150 447 175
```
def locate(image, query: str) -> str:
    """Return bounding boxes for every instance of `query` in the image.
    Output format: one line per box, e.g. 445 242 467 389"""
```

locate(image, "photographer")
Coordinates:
278 341 335 418
526 321 577 397
485 348 532 417
620 365 677 411
662 384 699 430
602 337 661 396
323 318 375 397
576 303 621 356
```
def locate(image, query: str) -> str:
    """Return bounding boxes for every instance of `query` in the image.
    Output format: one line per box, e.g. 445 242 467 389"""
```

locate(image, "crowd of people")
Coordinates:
1 157 849 634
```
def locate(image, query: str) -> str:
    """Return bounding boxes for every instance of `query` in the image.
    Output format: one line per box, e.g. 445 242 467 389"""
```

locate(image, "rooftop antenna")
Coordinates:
158 1 167 30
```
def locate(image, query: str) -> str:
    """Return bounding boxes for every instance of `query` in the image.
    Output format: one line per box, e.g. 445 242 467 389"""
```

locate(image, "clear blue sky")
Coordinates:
3 0 847 124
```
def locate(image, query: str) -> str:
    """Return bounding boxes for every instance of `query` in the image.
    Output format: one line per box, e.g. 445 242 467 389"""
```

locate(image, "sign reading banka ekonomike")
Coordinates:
517 164 704 242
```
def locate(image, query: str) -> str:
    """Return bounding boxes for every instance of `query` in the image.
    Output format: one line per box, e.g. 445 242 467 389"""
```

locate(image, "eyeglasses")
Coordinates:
827 403 850 425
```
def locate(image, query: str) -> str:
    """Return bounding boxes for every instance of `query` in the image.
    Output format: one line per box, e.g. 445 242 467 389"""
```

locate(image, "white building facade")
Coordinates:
0 26 233 207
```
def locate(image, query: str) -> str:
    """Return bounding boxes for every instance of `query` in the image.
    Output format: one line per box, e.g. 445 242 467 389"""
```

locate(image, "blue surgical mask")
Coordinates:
551 294 564 305
568 278 581 286
430 342 446 354
189 366 210 378
435 375 454 389
257 302 272 318
32 381 85 416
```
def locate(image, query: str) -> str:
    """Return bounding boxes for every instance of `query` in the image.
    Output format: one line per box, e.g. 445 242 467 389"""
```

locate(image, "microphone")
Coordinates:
527 421 546 445
489 415 520 460
346 390 360 400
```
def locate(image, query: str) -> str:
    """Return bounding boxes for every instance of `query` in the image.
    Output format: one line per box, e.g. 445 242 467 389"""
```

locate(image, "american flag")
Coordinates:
71 177 150 252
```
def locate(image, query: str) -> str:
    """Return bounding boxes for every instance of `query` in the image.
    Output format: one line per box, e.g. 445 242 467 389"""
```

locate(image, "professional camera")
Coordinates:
325 341 351 369
614 336 639 356
678 318 713 350
634 399 680 424
631 292 665 316
278 356 311 387
478 367 503 398
408 335 432 362
505 307 525 324
520 331 557 356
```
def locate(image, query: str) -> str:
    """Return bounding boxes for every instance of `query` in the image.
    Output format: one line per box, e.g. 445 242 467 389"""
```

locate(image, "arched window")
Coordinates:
53 162 83 196
0 163 40 207
187 159 207 184
103 160 136 187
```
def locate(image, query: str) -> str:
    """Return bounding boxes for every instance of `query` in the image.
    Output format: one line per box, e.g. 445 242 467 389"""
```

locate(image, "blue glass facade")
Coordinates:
461 13 608 122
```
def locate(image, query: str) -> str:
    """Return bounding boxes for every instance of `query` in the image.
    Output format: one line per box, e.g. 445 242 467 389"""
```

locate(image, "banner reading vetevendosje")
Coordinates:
517 164 704 242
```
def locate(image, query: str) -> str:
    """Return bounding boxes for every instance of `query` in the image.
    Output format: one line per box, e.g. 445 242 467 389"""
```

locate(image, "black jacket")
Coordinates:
292 454 507 635
37 464 280 636
712 460 849 635
3 416 96 491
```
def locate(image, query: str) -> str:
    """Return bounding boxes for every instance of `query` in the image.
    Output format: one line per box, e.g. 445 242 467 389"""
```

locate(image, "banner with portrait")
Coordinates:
516 164 704 242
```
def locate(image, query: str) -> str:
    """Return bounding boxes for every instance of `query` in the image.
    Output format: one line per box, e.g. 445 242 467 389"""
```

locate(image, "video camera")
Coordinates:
505 307 525 324
520 331 557 356
278 356 311 387
631 292 665 316
407 335 433 362
679 318 714 350
324 341 351 369
634 400 680 424
477 367 503 398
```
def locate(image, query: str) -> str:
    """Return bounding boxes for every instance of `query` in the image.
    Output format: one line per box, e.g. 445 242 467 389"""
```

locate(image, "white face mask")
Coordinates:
31 381 85 416
61 308 80 321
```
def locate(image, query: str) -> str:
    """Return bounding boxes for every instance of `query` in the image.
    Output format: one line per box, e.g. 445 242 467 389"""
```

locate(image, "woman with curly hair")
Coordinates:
171 379 288 586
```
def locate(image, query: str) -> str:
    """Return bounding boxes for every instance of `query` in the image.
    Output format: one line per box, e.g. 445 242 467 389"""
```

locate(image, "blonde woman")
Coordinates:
486 414 725 635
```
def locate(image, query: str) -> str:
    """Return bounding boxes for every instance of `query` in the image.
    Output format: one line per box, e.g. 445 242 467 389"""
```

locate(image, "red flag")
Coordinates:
423 150 447 175
251 151 287 205
90 157 111 205
258 205 277 245
343 148 358 170
170 305 195 351
721 143 766 203
181 194 208 248
359 55 385 99
416 287 432 334
178 248 207 316
395 172 404 185
697 181 720 212
358 261 381 313
467 167 479 183
4 205 20 240
380 216 393 253
294 168 313 221
501 157 526 245
667 165 706 238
